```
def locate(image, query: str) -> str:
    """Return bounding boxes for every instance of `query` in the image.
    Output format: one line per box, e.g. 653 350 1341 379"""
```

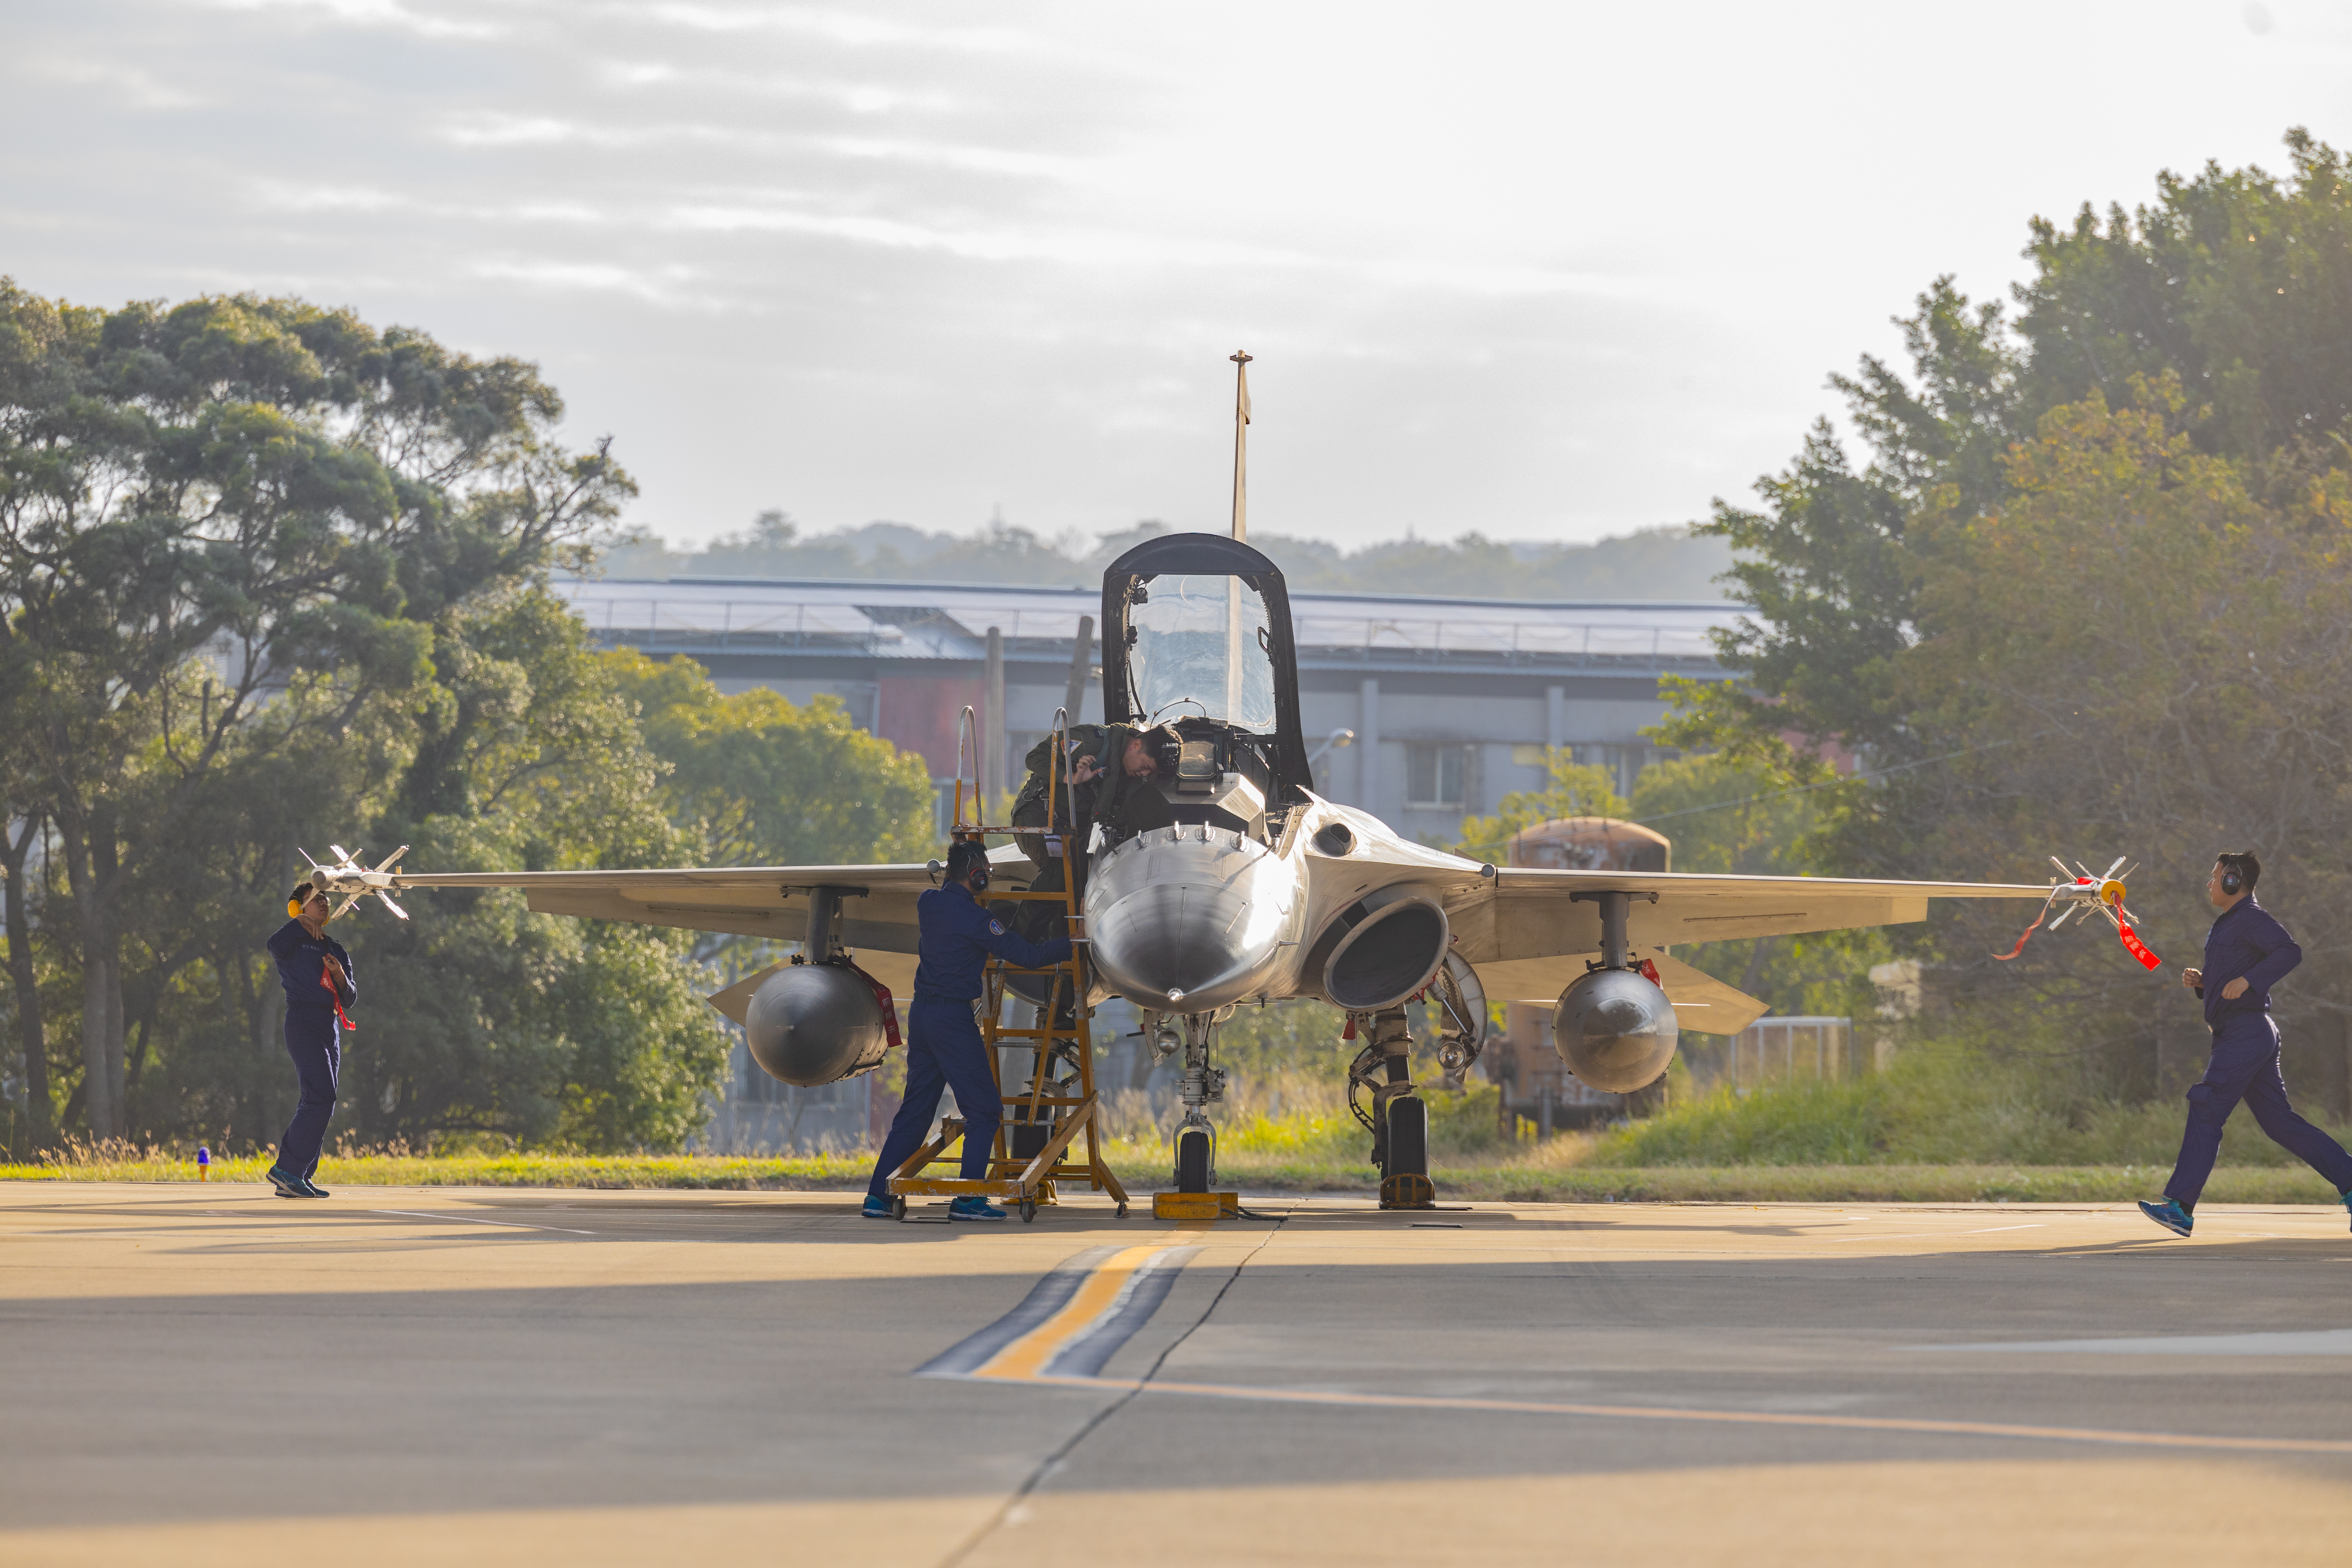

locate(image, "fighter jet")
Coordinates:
302 524 2127 1202
303 363 2124 1202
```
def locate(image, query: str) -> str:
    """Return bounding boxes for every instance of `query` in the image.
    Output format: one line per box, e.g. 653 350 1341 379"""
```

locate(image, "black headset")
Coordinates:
2220 862 2245 896
947 840 991 890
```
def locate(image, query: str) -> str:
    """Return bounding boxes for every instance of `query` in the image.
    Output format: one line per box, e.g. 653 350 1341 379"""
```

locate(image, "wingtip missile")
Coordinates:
296 839 414 923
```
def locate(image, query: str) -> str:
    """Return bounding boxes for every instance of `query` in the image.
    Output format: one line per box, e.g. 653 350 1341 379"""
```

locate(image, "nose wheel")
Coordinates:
1175 1122 1214 1193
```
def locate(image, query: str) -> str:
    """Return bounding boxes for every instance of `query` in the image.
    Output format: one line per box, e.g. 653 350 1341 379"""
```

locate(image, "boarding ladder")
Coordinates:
884 708 1130 1221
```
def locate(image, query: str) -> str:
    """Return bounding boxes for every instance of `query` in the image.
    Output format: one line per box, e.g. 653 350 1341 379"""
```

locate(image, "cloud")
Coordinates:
198 0 504 40
29 56 209 109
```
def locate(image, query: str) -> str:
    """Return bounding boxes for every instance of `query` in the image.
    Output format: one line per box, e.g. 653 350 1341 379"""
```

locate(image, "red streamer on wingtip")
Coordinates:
1992 886 2065 962
2118 923 2162 971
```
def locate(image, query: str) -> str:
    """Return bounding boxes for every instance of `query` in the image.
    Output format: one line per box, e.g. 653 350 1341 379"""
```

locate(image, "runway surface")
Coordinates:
5 1183 2351 1566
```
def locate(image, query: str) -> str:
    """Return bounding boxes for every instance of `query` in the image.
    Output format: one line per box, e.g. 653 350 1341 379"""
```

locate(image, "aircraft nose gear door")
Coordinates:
1349 1006 1435 1210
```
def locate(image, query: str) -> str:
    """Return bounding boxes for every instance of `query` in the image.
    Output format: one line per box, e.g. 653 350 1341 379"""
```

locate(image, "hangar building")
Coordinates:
556 575 1743 840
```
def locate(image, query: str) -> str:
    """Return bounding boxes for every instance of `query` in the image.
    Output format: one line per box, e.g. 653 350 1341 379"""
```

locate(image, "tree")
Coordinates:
1452 751 1627 864
605 650 935 874
1626 754 1887 1020
0 282 628 1138
1680 130 2352 777
342 587 729 1150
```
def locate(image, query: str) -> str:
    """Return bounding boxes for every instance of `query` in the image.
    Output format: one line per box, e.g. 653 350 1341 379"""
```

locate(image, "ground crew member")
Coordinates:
2140 852 2352 1237
864 841 1074 1221
265 882 356 1199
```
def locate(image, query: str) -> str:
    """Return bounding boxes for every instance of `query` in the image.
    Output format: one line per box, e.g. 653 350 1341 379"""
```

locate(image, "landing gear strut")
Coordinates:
1166 1010 1227 1194
1349 1006 1435 1210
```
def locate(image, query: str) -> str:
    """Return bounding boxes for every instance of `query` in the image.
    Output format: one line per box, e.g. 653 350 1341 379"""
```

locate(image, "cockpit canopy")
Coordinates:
1125 573 1278 732
1101 533 1314 806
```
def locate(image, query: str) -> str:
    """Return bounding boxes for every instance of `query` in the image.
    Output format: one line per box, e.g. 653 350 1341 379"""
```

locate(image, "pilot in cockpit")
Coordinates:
1071 724 1176 844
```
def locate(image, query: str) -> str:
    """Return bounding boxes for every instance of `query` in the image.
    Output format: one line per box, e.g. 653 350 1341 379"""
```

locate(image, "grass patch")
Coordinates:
13 1059 2348 1205
0 1144 873 1190
9 1133 2350 1206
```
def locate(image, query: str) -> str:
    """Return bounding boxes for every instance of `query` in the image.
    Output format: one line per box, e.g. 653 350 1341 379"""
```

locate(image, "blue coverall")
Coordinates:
866 882 1074 1197
2164 896 2352 1208
267 918 356 1181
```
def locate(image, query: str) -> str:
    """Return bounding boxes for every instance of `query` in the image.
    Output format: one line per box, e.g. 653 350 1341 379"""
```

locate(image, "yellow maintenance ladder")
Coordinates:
884 708 1129 1222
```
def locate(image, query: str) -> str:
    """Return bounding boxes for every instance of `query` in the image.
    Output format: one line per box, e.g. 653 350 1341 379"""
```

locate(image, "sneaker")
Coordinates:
298 1176 331 1198
947 1196 1007 1222
2137 1198 2193 1238
2340 1190 2351 1233
862 1194 896 1220
265 1166 304 1198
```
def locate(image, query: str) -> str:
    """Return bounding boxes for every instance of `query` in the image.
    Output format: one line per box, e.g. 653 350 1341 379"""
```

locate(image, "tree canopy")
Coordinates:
0 285 935 1156
598 511 1737 602
1661 130 2352 1110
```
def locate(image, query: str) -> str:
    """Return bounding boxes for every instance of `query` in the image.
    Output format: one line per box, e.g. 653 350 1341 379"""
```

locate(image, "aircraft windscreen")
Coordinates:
1127 574 1279 732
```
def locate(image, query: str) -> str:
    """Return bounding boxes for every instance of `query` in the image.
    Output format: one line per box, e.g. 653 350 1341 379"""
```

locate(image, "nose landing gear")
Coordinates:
1150 1010 1243 1220
1170 1011 1227 1193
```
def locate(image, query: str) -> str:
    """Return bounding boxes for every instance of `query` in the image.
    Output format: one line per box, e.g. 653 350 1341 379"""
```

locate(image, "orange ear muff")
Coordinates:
289 898 303 918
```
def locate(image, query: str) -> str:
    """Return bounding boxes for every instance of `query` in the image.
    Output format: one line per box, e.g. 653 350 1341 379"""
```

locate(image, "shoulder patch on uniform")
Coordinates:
988 919 1006 936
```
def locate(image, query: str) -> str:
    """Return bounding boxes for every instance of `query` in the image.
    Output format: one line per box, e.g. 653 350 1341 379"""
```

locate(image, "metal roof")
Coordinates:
555 576 1748 674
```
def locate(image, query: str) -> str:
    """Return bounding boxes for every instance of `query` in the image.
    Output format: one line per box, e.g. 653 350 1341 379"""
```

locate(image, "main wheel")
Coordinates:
1385 1096 1429 1179
1175 1127 1212 1193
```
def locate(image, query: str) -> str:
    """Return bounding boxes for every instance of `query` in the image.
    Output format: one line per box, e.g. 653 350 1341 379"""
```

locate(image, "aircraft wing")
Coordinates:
1450 867 2052 1021
395 862 939 959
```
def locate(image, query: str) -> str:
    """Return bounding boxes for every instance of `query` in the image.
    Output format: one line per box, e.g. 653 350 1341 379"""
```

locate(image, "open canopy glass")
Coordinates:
1126 574 1279 732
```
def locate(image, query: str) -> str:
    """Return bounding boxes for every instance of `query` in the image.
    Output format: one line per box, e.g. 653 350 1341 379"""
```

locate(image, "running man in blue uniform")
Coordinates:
864 841 1074 1220
2140 852 2352 1237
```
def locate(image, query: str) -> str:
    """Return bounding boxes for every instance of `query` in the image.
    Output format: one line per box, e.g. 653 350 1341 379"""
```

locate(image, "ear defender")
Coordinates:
288 897 303 918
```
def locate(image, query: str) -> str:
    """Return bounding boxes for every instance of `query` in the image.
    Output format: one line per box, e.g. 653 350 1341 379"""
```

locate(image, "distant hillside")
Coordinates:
593 512 1738 602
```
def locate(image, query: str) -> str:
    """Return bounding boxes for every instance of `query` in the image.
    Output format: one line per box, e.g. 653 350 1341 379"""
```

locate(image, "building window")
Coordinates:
1405 743 1470 809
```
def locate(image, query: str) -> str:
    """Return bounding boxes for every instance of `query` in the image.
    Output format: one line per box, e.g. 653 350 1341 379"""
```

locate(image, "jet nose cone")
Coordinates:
1092 880 1254 1006
1085 827 1302 1013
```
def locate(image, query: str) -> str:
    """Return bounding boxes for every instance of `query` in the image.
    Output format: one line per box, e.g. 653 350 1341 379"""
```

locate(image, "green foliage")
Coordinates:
1452 751 1627 862
605 650 934 869
1626 754 1890 1022
1661 130 2352 1113
1587 1044 2352 1175
0 285 940 1157
1 280 631 1146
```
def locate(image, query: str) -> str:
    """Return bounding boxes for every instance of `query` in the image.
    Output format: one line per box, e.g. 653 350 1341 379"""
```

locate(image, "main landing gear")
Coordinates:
1350 1006 1435 1210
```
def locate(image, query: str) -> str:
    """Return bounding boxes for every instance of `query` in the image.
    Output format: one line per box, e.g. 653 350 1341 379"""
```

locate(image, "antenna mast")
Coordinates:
1229 350 1252 542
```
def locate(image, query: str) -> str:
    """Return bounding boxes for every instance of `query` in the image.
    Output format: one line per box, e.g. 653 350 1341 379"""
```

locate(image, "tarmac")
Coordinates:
4 1182 2351 1567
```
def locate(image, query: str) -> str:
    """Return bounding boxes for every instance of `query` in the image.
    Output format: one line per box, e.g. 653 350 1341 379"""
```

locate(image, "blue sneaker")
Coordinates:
265 1166 304 1198
862 1194 896 1220
948 1196 1007 1222
2137 1198 2193 1238
2340 1190 2351 1233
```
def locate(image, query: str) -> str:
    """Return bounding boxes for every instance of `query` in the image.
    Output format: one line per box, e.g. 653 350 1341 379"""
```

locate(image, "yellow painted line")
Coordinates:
1004 1374 2352 1456
972 1242 1181 1381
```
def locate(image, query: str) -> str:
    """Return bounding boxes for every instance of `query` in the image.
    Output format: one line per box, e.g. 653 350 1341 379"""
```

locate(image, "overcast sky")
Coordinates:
4 2 2348 550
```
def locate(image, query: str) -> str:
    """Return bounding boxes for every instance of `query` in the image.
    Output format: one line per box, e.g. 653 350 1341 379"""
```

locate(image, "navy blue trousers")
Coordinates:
277 1014 341 1180
2165 1015 2352 1206
867 998 1001 1196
